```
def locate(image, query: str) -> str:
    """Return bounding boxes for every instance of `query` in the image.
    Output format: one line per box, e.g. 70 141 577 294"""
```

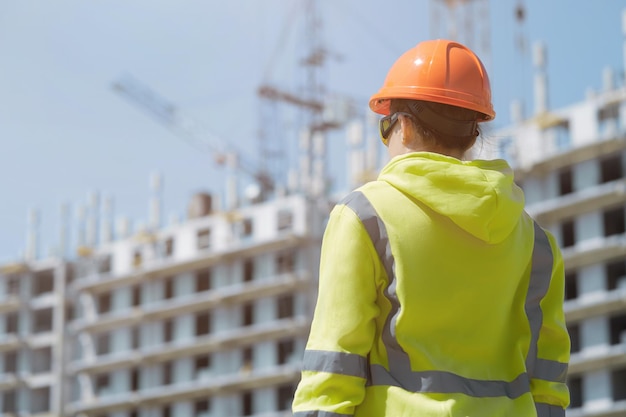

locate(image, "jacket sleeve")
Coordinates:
292 203 382 416
531 229 571 416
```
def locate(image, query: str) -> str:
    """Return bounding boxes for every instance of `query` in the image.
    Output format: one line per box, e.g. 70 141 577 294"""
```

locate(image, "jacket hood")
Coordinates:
378 152 525 244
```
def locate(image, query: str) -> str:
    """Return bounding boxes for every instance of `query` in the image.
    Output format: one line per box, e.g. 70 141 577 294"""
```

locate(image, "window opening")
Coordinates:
195 398 211 414
277 209 294 231
97 332 110 355
561 220 575 248
568 324 580 353
609 313 626 345
164 319 174 343
243 303 254 326
95 373 110 394
568 376 583 408
612 367 626 401
197 228 211 250
2 390 15 413
558 167 573 196
276 251 296 274
132 285 141 307
32 346 52 374
7 275 19 296
277 384 296 410
277 295 294 319
132 250 142 268
30 386 50 414
33 308 53 333
195 313 211 336
33 269 54 296
4 351 17 373
241 218 253 238
601 154 623 183
98 255 112 274
164 237 174 257
196 269 212 292
162 361 172 385
130 368 139 391
164 277 174 300
98 292 111 314
607 260 626 291
277 339 295 365
564 272 578 300
243 259 254 282
6 312 18 334
242 391 253 416
603 206 625 236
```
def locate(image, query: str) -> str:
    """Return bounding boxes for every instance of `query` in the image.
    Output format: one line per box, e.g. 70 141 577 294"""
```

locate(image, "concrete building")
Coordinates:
0 192 328 417
485 46 626 415
3 8 626 416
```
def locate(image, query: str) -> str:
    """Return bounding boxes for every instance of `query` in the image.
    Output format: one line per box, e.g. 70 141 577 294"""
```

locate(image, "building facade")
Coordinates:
0 193 327 417
488 81 626 416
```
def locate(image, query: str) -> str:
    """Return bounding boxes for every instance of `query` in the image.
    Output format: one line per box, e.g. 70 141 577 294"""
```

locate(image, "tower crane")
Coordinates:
111 74 274 203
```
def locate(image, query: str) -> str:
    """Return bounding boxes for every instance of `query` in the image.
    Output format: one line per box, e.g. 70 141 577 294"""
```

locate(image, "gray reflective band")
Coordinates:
341 191 411 379
369 364 530 399
533 358 568 383
340 191 559 400
536 402 565 417
525 223 554 379
302 350 367 379
293 412 352 417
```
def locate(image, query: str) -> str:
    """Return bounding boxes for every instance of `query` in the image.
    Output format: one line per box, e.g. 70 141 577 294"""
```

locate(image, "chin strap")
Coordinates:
407 101 478 138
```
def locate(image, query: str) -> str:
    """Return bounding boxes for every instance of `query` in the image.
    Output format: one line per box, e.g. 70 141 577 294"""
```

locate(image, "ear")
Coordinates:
399 114 418 147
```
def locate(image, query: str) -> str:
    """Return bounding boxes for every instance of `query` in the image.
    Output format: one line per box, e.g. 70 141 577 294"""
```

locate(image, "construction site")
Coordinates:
0 0 626 416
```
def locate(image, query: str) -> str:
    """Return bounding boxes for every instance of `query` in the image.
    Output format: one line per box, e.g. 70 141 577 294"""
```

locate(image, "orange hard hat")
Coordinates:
369 39 495 121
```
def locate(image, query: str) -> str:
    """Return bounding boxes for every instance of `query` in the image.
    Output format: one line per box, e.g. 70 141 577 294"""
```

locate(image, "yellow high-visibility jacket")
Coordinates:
292 152 570 417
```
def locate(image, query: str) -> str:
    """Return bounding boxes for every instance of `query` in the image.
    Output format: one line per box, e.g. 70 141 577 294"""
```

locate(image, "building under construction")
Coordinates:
2 2 626 416
483 31 626 417
0 191 330 417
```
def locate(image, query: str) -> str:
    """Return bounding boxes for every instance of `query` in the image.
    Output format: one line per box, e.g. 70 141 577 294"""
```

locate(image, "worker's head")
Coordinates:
369 39 494 159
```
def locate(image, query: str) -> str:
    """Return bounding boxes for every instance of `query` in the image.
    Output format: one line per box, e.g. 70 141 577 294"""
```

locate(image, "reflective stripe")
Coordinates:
370 364 530 399
293 412 353 417
536 402 565 417
533 358 568 383
302 350 367 379
341 191 411 382
341 191 560 400
525 223 554 380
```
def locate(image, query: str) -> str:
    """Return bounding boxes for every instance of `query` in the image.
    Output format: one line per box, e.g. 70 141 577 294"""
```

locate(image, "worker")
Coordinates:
292 39 570 416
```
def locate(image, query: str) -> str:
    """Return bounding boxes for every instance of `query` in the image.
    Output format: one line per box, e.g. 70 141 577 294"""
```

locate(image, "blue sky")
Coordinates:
1 0 625 261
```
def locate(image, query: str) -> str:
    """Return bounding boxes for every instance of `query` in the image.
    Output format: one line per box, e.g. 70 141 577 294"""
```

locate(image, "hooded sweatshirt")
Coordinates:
292 152 570 417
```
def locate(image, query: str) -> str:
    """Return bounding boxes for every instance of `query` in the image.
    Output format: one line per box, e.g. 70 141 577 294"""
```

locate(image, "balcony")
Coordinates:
527 179 626 225
65 363 301 415
0 334 20 352
68 271 311 334
0 295 20 314
69 233 311 294
561 235 626 271
515 135 626 181
567 399 626 417
67 315 310 374
569 343 626 375
0 373 17 390
565 287 626 322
